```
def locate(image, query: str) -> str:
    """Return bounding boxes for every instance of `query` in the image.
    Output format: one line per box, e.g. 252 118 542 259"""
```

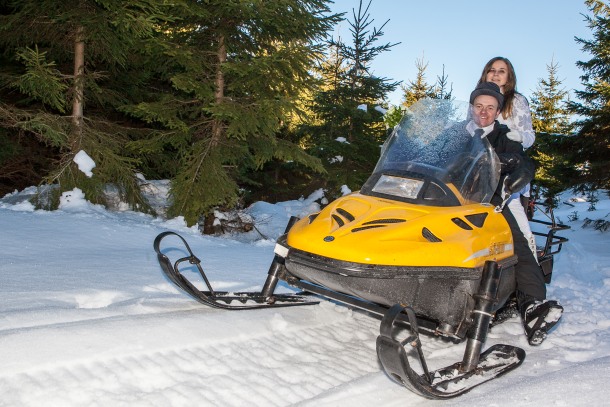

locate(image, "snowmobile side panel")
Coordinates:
280 237 517 338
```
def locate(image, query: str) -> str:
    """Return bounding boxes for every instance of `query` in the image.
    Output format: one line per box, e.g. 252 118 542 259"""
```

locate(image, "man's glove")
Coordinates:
498 153 524 174
498 153 536 194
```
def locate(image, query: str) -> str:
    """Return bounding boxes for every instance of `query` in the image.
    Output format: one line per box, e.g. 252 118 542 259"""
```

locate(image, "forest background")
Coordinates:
1 0 609 232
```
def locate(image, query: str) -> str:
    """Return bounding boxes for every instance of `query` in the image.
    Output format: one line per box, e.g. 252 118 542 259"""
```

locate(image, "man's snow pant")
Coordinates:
502 205 546 302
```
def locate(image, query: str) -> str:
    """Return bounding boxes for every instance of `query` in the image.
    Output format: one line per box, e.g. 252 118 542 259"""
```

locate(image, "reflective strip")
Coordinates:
464 248 491 263
463 243 513 263
274 243 289 258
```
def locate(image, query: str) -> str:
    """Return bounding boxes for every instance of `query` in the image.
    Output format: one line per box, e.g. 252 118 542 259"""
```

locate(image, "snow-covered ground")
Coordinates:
1 184 609 406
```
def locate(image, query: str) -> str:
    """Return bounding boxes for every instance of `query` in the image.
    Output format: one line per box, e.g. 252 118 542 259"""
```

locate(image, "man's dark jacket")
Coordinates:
484 121 536 205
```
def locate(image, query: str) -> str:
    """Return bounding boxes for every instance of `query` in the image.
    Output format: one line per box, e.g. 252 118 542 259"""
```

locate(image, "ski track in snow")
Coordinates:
0 303 383 406
1 192 610 406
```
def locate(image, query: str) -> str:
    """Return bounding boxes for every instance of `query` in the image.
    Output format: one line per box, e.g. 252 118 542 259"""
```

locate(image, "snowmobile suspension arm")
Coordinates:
461 260 502 371
261 216 300 297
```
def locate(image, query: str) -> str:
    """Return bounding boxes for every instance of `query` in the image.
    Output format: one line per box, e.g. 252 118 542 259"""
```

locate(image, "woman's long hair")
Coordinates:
477 56 517 119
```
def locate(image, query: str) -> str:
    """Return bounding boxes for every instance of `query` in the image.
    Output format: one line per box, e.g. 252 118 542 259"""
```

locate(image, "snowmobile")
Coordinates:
154 98 569 399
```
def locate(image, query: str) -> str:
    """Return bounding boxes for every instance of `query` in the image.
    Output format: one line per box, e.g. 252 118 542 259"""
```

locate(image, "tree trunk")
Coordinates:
211 32 227 147
200 33 227 234
71 25 85 147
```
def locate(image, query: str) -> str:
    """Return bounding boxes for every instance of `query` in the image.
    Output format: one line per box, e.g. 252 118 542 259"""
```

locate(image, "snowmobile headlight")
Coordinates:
372 175 424 199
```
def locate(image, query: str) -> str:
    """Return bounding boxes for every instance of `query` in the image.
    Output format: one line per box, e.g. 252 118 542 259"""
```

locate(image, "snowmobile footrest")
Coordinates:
376 304 525 399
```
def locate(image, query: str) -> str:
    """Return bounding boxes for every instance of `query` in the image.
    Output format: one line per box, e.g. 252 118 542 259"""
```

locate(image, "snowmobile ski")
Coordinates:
376 304 525 399
154 231 318 309
377 261 525 399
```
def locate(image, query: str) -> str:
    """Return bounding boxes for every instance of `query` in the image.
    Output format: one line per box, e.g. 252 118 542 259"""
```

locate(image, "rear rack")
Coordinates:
530 203 570 283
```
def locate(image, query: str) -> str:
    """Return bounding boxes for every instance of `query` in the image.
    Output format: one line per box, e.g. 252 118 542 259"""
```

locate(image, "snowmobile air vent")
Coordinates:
308 213 319 224
351 225 385 233
362 218 406 225
336 208 355 222
422 227 442 242
452 217 473 230
465 213 488 228
332 214 345 227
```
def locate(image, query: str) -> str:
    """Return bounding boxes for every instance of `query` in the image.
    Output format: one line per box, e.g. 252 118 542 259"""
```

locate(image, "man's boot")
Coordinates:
520 299 564 346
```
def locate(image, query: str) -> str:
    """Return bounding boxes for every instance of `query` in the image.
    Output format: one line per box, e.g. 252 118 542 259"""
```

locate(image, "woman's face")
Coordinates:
486 60 509 93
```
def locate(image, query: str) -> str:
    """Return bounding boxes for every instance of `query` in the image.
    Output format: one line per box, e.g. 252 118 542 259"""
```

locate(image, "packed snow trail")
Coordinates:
0 304 382 406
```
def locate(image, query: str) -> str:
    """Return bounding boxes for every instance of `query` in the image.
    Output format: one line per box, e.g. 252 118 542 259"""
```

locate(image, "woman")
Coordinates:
478 57 535 148
477 56 536 257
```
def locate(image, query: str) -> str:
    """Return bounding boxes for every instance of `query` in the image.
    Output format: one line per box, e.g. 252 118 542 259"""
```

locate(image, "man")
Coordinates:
469 82 563 346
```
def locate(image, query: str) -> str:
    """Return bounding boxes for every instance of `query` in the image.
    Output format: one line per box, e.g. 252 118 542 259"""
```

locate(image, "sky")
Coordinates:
329 0 593 106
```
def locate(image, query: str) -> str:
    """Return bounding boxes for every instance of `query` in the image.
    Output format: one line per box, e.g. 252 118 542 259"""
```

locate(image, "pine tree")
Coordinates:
301 0 399 195
529 58 576 199
433 65 453 100
0 0 170 211
124 0 341 226
531 59 573 135
401 56 435 108
383 105 405 129
568 0 610 191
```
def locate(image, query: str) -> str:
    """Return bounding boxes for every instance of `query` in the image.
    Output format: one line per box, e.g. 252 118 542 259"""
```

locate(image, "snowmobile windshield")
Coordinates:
361 98 501 207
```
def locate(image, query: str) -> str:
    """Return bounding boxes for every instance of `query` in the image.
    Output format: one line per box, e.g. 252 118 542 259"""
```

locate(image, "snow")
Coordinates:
1 186 610 406
374 105 388 114
73 150 96 178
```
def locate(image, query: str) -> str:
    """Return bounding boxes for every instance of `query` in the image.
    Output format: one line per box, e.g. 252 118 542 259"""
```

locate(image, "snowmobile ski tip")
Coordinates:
154 231 318 309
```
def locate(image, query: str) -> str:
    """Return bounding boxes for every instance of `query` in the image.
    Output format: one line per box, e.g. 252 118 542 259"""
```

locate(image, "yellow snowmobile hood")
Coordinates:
286 192 513 269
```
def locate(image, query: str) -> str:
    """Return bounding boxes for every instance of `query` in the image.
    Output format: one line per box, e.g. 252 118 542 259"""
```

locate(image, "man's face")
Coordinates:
472 95 500 128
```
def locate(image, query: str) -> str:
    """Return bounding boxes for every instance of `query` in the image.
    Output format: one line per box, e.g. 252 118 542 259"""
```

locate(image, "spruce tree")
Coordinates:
0 0 170 210
433 65 453 100
569 0 610 192
529 58 575 200
401 56 435 108
383 105 405 129
126 0 340 226
531 59 573 135
302 0 399 195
